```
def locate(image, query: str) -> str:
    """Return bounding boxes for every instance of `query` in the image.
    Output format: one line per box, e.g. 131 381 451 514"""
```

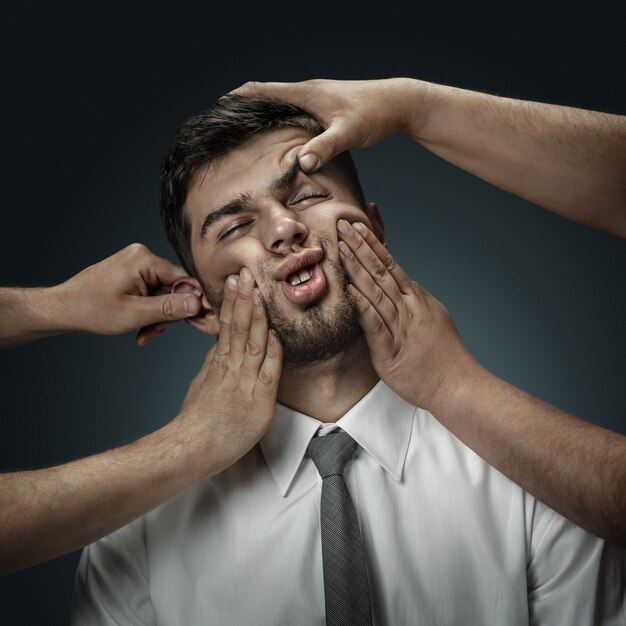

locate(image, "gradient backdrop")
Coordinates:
1 2 624 623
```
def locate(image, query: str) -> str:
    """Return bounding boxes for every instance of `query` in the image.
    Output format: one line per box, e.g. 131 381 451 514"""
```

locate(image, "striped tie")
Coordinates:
307 429 373 626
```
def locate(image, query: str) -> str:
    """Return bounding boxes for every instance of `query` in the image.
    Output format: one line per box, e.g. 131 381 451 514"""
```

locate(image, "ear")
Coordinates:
365 202 386 245
172 277 220 336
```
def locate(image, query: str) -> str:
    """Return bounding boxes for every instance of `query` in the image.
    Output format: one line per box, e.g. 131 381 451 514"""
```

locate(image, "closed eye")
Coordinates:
292 191 329 206
218 220 253 241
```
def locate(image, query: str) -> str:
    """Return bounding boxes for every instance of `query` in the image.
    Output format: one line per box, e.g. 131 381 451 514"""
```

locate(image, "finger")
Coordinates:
130 292 202 329
347 283 395 358
228 267 255 362
255 330 283 399
339 220 414 295
215 275 238 356
242 288 269 376
131 247 188 289
230 80 309 104
298 122 351 173
150 256 189 286
135 322 170 347
339 240 399 334
337 219 404 327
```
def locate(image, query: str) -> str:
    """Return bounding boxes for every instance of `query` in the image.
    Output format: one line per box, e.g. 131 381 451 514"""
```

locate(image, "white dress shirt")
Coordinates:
72 381 626 625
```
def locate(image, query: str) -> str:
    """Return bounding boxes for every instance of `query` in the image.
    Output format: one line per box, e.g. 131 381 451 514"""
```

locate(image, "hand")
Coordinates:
232 78 425 173
52 243 202 345
337 219 478 411
170 268 283 476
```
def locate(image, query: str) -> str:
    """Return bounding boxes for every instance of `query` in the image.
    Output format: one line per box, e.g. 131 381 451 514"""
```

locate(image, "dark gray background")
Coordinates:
1 1 624 623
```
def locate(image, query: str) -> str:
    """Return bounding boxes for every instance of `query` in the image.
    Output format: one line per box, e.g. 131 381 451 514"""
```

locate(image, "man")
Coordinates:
72 93 625 625
231 78 626 546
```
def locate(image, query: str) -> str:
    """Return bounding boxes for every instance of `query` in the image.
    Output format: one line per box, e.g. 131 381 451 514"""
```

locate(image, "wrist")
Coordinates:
420 354 490 417
157 413 222 482
399 78 437 143
403 79 453 146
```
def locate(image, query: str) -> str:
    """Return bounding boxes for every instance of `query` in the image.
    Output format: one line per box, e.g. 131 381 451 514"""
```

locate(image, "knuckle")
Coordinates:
126 242 148 256
384 255 397 273
162 297 176 320
231 320 247 337
237 286 252 300
351 235 365 251
373 287 386 306
373 316 386 333
258 367 274 386
373 260 387 279
246 341 261 357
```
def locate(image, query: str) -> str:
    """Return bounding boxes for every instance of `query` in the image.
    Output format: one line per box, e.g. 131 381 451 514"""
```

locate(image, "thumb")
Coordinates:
298 124 350 173
140 292 202 325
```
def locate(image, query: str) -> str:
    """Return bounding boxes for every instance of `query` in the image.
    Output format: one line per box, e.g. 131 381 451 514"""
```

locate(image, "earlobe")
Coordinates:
366 202 386 245
172 277 220 336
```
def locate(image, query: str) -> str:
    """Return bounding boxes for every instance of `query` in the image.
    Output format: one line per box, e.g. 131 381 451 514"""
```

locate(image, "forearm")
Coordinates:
410 80 626 237
0 421 209 574
426 363 626 546
0 286 69 349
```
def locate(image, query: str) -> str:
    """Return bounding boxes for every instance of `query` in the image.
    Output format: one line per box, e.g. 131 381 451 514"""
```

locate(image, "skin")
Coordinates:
234 78 626 238
1 244 282 573
180 126 383 421
0 243 202 349
231 78 626 546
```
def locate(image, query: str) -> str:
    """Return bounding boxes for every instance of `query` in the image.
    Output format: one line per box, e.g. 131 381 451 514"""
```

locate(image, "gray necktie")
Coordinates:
307 429 373 626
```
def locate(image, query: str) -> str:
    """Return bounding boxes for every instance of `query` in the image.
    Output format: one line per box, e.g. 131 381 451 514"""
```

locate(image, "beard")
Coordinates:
202 237 363 367
263 250 362 367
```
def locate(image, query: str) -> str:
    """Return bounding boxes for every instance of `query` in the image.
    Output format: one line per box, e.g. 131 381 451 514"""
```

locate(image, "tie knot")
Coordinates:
307 429 358 479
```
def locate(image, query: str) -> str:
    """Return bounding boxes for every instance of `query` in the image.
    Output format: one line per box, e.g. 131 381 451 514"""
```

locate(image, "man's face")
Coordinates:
185 127 382 365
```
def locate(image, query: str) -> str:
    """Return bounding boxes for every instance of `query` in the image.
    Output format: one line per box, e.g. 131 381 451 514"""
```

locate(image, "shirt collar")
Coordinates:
259 380 416 497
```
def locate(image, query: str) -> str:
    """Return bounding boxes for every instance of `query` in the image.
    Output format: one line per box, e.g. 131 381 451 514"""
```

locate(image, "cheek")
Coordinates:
307 204 370 237
199 239 267 283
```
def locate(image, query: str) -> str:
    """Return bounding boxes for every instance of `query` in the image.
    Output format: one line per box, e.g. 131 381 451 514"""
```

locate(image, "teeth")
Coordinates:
288 267 313 286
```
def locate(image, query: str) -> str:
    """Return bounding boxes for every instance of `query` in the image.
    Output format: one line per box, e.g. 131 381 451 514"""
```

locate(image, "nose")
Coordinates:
262 205 308 255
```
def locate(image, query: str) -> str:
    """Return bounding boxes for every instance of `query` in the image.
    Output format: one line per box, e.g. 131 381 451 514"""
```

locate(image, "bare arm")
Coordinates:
234 78 626 238
337 219 626 546
415 82 626 238
1 259 283 573
431 365 626 545
0 243 201 349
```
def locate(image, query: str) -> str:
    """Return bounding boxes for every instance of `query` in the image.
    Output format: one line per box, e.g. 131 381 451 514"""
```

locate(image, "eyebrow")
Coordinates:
200 192 252 240
199 158 302 241
270 158 301 194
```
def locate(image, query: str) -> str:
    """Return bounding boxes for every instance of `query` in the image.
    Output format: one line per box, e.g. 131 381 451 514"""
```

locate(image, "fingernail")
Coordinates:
184 295 198 315
337 219 350 235
299 153 319 172
226 275 238 289
352 222 366 233
268 329 278 344
240 267 252 282
338 241 353 258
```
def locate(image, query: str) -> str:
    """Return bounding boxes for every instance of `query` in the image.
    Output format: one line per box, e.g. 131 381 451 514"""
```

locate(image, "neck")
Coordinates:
277 336 379 422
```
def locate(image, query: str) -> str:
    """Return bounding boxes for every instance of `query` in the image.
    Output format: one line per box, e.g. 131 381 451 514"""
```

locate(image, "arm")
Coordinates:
336 219 626 546
0 243 201 349
1 267 282 573
234 78 626 238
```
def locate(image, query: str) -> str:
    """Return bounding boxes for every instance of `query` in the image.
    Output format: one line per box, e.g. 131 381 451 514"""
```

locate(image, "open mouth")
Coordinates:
281 262 326 305
286 264 315 286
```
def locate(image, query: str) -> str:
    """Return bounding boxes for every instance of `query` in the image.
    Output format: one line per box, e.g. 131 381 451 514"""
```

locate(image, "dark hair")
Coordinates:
160 94 366 275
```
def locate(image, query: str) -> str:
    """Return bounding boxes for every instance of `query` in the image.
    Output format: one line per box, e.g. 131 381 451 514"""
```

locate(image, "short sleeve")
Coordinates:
527 510 626 625
71 518 155 626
